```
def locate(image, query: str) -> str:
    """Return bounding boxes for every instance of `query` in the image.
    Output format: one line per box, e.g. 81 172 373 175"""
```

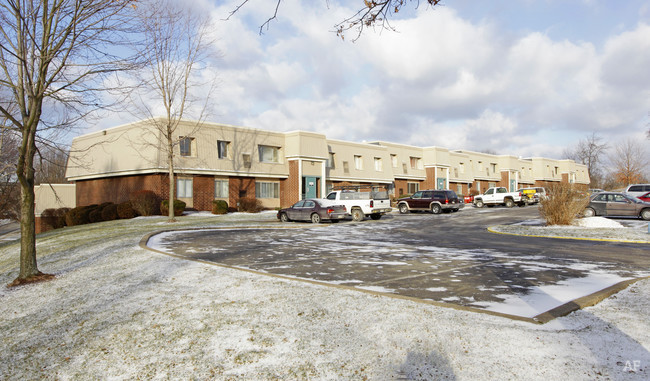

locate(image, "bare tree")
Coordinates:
0 0 138 285
609 139 648 186
229 0 443 40
131 0 218 222
563 133 608 188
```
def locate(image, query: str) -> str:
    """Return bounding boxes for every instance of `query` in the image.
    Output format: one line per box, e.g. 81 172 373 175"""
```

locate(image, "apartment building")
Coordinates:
65 118 590 210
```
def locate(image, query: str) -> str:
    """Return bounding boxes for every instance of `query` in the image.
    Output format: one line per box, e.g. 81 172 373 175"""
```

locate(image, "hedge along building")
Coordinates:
65 118 590 211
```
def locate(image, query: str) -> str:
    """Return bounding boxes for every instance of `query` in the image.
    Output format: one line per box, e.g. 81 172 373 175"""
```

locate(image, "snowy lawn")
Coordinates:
0 212 648 380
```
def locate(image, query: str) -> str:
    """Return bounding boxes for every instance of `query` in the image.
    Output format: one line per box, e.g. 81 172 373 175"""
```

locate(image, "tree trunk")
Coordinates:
16 122 40 280
18 178 38 279
167 131 176 222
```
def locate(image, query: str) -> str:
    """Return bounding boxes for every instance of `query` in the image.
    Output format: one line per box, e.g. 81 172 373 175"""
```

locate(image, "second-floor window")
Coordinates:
391 154 398 168
354 155 363 170
218 140 229 159
327 152 336 169
179 137 193 157
410 156 422 170
374 157 383 171
258 145 279 163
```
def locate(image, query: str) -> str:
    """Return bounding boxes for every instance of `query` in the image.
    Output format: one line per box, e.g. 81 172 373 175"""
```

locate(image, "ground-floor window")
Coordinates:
256 181 279 198
457 184 463 196
177 178 193 198
407 182 419 194
215 179 229 198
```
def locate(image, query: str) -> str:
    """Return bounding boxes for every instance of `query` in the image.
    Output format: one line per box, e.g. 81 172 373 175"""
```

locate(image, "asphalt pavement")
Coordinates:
145 206 650 323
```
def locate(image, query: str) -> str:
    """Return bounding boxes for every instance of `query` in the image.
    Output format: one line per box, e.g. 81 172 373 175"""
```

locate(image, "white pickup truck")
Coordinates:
473 187 526 208
323 187 392 221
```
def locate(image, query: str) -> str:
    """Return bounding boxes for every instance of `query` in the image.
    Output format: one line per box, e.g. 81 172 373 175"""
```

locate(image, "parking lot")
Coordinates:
146 206 650 322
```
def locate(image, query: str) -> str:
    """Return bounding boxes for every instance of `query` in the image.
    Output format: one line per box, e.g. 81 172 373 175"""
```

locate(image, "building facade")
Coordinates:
65 119 590 210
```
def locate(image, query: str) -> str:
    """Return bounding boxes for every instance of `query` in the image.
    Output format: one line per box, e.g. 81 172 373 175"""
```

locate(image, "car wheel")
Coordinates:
351 209 365 221
641 209 650 221
310 213 321 224
475 200 484 208
431 204 442 214
279 213 289 222
583 208 596 218
398 203 409 214
370 213 381 220
504 198 514 208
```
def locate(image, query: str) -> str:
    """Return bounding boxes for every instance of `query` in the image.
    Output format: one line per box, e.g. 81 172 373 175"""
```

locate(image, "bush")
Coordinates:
117 202 137 219
88 207 104 223
212 200 229 215
160 199 186 217
539 183 590 225
101 203 118 221
41 207 70 230
130 190 160 216
65 206 92 226
238 197 263 213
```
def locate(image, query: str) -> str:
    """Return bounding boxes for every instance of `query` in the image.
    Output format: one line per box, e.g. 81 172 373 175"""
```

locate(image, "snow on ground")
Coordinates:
0 212 648 380
495 216 650 243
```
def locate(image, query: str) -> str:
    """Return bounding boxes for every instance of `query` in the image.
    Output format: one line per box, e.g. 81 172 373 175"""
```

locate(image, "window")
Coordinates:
453 168 459 177
457 184 463 195
407 182 419 194
215 179 229 198
258 145 279 163
177 178 193 198
410 157 422 169
374 157 383 171
354 155 363 170
391 154 398 168
218 140 229 159
490 163 497 173
327 152 336 169
242 154 252 169
459 163 465 174
402 163 408 174
179 137 193 157
256 182 279 198
343 161 350 174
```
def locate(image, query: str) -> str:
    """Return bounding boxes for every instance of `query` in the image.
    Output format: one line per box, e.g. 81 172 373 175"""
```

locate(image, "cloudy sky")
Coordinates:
98 0 650 161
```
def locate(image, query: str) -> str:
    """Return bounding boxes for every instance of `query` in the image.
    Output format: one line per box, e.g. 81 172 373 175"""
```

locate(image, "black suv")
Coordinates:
397 190 461 214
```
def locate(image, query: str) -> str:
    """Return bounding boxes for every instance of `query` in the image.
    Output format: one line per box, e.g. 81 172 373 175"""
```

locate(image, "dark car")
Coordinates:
583 192 650 220
277 199 347 223
397 189 461 214
638 192 650 203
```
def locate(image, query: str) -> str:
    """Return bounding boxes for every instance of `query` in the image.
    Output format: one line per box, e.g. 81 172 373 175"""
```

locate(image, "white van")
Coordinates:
625 184 650 198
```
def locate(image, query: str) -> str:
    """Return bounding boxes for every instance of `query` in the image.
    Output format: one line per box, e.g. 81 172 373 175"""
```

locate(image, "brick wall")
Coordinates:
193 176 215 211
394 179 407 196
229 177 256 209
281 161 300 207
76 174 167 206
425 168 436 189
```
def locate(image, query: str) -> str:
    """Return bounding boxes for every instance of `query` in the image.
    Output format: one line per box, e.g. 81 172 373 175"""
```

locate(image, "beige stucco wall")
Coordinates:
66 119 290 181
326 140 394 184
34 184 76 215
369 141 427 180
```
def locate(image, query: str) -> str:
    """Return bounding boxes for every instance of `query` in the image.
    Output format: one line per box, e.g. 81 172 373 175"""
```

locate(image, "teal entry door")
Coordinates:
510 179 516 192
303 176 318 199
437 178 446 190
